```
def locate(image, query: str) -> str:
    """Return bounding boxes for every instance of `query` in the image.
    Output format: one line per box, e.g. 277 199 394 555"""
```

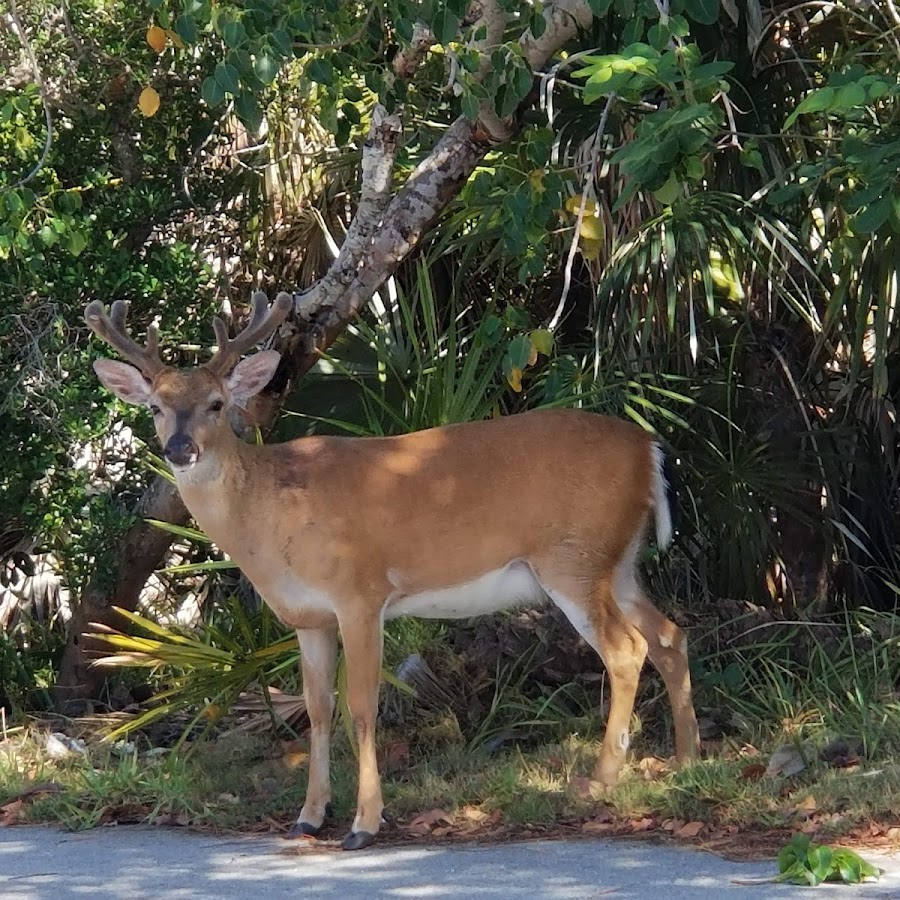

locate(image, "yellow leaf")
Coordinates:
507 366 523 392
530 328 554 356
579 237 603 261
578 215 604 242
528 343 538 367
564 193 598 217
165 29 185 50
146 25 167 54
138 87 161 117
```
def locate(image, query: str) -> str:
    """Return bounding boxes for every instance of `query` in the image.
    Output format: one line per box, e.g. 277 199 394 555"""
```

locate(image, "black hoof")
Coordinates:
285 821 321 839
284 803 334 840
342 830 376 851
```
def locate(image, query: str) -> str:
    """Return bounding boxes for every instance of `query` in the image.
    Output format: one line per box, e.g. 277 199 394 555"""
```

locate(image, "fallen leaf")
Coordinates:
461 805 489 823
410 808 453 830
281 748 309 771
629 817 656 832
569 775 599 800
795 794 818 813
138 87 161 117
741 763 766 781
638 756 669 780
582 819 614 833
0 799 24 827
676 820 704 838
381 740 409 773
765 745 806 778
146 25 167 53
485 809 503 826
588 803 616 824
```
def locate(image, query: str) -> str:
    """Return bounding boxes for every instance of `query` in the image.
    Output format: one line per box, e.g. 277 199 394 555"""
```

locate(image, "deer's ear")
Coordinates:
94 360 152 405
225 350 281 407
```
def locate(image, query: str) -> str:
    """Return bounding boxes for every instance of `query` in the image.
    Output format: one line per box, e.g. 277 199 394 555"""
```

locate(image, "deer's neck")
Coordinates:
172 434 259 541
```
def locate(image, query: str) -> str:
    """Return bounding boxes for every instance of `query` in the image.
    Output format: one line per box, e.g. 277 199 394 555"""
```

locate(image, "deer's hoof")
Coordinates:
342 830 376 851
285 803 334 839
286 821 321 839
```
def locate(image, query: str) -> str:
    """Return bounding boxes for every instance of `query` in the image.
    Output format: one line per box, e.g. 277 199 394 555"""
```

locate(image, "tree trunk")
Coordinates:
53 480 189 712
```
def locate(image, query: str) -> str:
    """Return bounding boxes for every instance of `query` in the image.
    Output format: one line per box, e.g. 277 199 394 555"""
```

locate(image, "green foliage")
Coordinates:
90 602 299 741
777 834 881 886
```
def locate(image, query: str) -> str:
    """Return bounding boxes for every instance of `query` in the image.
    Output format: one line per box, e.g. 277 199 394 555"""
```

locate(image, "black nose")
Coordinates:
164 434 199 467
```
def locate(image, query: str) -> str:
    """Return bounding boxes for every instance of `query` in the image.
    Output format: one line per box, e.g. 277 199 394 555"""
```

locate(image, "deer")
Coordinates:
85 291 701 850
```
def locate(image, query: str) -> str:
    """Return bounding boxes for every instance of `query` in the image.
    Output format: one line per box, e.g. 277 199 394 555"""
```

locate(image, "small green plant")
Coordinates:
776 834 881 886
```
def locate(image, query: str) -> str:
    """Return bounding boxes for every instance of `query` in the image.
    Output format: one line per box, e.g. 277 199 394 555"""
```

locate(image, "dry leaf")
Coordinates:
569 775 603 800
638 756 670 780
795 794 818 813
410 808 453 830
582 819 614 833
740 763 766 781
146 26 167 53
381 740 409 773
629 817 656 832
138 87 161 117
0 799 24 827
461 805 489 823
676 820 704 838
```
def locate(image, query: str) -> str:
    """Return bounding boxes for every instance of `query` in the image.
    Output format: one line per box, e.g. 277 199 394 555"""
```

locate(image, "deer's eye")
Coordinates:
149 404 162 416
208 399 224 413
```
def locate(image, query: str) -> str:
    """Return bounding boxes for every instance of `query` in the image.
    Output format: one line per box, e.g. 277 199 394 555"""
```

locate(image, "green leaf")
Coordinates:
174 14 198 44
461 91 480 120
530 329 554 355
254 52 279 83
653 174 680 205
38 224 57 247
529 10 546 38
622 16 645 46
235 90 263 132
222 19 247 48
587 0 614 14
683 0 719 24
270 27 292 58
214 62 240 95
512 64 534 102
67 230 88 256
307 57 334 85
852 197 891 234
433 9 460 44
507 333 533 369
201 75 226 106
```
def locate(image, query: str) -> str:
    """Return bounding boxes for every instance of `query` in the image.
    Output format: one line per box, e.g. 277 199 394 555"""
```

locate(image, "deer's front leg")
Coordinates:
337 611 385 851
288 625 338 838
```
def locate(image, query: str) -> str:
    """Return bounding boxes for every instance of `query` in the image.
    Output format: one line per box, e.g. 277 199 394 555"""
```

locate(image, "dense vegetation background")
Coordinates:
1 0 899 760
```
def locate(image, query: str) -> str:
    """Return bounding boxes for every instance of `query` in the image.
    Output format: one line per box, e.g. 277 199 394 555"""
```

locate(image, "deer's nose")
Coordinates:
164 433 199 467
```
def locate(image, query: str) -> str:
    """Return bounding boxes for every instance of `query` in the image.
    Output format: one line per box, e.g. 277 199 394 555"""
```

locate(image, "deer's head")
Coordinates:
86 292 292 472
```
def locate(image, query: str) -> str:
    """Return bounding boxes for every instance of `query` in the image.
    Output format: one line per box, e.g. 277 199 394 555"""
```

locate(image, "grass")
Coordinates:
3 607 900 849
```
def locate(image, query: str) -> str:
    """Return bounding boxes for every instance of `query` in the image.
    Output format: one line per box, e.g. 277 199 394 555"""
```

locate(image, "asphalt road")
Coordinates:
1 825 898 898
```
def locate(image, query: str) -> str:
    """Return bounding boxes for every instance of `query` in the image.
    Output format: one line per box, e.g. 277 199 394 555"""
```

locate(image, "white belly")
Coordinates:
385 561 547 620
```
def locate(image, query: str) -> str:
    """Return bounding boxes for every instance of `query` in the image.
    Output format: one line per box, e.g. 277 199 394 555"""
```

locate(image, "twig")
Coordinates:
293 6 377 52
549 92 614 330
3 0 54 191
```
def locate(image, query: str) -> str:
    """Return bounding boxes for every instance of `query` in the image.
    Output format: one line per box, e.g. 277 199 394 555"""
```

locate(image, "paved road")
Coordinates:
1 826 897 898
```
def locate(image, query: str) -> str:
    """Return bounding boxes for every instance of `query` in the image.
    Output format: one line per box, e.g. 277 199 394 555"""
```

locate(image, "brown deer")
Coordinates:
86 291 700 850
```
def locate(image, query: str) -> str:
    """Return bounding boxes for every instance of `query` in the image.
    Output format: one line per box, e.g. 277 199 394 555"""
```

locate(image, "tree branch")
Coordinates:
3 0 54 192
